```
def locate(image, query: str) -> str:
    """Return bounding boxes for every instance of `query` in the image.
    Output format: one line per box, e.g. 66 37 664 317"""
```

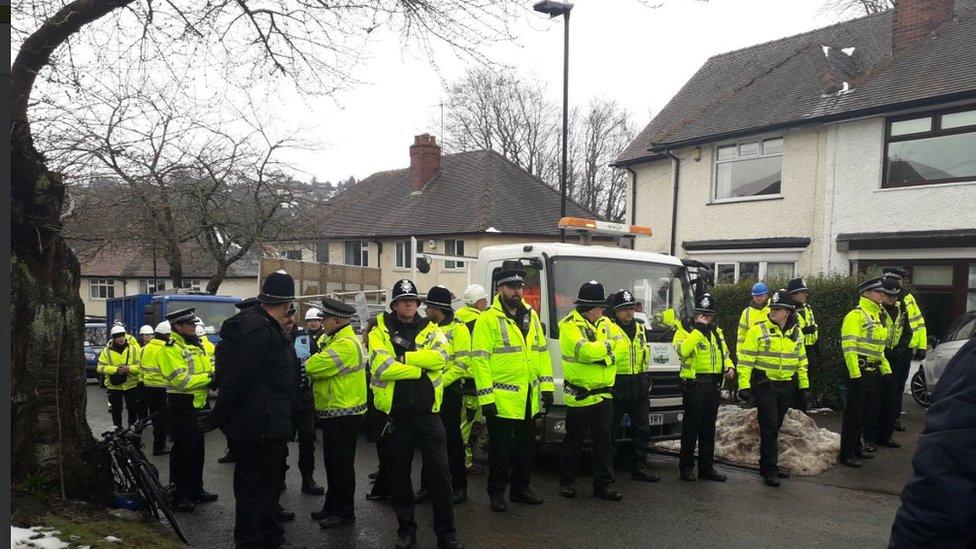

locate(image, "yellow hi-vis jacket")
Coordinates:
441 318 473 388
795 304 819 346
903 293 927 351
306 323 367 418
673 322 734 380
469 295 553 420
737 318 809 390
559 309 615 407
607 319 649 376
737 304 771 348
455 306 483 325
139 338 168 388
97 343 142 390
367 313 449 415
841 297 892 379
157 332 213 408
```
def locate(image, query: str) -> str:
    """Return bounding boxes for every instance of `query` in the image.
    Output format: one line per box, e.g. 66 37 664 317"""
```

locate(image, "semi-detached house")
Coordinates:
615 0 976 337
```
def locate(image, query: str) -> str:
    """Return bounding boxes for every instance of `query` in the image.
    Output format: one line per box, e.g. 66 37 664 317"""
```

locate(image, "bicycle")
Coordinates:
101 417 188 544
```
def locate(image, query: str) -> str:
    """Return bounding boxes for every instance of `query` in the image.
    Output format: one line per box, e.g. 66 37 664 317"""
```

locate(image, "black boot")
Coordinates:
301 475 325 495
438 533 464 549
452 488 467 504
510 488 543 505
187 489 219 503
276 504 295 522
395 532 416 549
489 493 507 512
593 487 623 501
217 448 236 464
414 488 430 503
699 469 727 482
171 494 195 513
631 464 661 482
763 475 781 487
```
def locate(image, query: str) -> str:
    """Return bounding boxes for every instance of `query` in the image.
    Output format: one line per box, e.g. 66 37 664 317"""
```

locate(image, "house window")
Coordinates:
713 137 783 200
315 241 330 264
90 278 116 299
180 279 203 292
884 106 976 188
280 249 303 260
444 240 465 270
765 262 796 281
344 240 369 267
139 279 167 294
395 240 424 269
708 261 795 284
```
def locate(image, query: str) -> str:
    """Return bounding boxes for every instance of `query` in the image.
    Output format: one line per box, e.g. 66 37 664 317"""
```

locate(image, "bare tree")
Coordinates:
572 99 635 222
822 0 894 16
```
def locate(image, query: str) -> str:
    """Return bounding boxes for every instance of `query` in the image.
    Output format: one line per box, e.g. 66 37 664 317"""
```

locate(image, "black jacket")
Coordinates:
212 306 299 442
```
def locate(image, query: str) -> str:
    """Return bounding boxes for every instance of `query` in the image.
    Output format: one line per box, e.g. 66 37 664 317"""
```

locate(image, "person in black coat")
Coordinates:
889 336 976 548
201 272 302 549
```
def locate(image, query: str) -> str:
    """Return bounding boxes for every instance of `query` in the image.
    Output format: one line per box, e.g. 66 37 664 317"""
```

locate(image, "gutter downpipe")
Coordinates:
665 150 680 256
626 166 638 250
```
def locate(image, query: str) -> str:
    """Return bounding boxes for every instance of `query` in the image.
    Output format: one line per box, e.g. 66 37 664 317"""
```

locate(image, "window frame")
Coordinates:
139 279 167 294
343 240 369 267
394 240 423 270
280 249 303 260
882 104 976 188
712 135 785 203
89 278 116 300
443 239 466 270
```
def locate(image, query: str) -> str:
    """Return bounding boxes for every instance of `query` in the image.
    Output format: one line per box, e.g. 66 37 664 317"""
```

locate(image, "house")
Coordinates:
275 133 607 294
614 0 976 337
77 245 260 317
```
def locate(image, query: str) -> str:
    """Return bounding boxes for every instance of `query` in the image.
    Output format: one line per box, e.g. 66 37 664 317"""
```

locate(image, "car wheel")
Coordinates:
910 368 929 407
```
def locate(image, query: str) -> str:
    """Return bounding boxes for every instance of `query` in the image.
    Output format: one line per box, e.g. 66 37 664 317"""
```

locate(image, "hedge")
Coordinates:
708 274 869 409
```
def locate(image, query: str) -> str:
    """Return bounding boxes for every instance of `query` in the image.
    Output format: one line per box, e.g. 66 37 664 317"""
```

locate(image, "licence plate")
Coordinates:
648 413 664 426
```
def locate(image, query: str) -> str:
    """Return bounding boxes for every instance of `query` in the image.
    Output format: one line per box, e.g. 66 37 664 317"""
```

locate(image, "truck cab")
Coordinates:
107 292 242 343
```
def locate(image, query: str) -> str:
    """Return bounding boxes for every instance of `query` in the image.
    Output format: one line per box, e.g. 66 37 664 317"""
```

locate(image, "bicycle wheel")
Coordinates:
135 460 188 544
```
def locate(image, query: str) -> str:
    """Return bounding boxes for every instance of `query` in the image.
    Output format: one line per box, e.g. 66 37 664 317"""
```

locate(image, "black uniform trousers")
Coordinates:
486 413 535 497
793 346 817 412
879 347 910 442
860 367 885 445
440 381 468 490
319 415 360 519
560 398 615 490
612 373 652 466
143 386 170 452
840 366 880 457
678 375 721 473
232 438 287 549
296 395 317 478
389 413 456 540
754 379 794 478
134 383 151 421
107 388 140 428
167 394 205 496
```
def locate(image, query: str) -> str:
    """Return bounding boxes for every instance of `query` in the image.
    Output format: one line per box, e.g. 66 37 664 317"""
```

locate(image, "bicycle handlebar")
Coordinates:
101 413 159 440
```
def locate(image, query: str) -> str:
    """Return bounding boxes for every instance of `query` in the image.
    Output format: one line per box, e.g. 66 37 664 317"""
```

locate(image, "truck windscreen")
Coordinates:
167 300 238 331
550 257 693 334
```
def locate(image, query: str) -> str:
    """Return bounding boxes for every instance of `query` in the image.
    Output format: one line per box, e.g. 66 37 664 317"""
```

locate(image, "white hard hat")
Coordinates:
154 321 172 335
305 307 323 321
139 325 154 336
195 324 207 337
463 284 489 305
110 325 127 337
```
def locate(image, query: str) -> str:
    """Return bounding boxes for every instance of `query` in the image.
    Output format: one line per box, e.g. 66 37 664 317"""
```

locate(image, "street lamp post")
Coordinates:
534 1 573 243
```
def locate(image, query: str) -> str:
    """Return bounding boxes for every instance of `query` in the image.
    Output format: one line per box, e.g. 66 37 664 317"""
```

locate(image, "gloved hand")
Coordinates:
541 391 554 408
208 375 218 390
197 412 219 434
800 388 811 408
913 349 927 361
693 322 710 334
482 403 498 417
801 325 817 335
738 388 752 403
680 378 697 390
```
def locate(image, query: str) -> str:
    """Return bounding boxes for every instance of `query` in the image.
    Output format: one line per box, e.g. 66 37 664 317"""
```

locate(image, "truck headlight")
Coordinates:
85 353 96 361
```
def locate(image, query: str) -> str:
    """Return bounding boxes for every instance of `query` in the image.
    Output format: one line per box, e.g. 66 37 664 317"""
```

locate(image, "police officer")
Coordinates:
201 271 301 548
606 289 660 483
838 277 894 468
737 282 770 349
737 289 808 487
292 307 325 496
673 292 734 482
882 267 927 434
156 308 217 512
98 324 143 428
559 281 622 501
306 298 367 529
367 279 462 549
469 261 552 513
216 297 260 465
457 284 489 476
788 277 819 412
140 321 172 455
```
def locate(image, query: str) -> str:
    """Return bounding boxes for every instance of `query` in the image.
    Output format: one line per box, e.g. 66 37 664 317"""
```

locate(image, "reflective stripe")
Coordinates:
538 376 554 383
563 383 581 397
431 376 443 389
318 404 368 418
476 387 494 397
573 339 584 361
371 379 389 389
493 382 520 392
498 318 512 347
752 360 799 372
847 346 882 356
908 314 923 323
373 356 396 378
470 350 490 359
531 344 548 353
165 370 184 381
326 348 345 368
436 349 450 362
494 346 521 354
739 349 799 360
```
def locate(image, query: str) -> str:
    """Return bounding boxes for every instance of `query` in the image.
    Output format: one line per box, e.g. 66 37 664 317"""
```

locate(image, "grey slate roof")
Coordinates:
615 0 976 165
312 149 603 239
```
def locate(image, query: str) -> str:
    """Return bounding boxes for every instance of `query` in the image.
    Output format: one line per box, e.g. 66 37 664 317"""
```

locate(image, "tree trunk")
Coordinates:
205 262 230 295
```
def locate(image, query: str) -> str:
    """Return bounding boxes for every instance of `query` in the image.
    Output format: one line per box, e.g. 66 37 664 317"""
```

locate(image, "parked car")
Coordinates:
911 309 976 406
84 322 108 383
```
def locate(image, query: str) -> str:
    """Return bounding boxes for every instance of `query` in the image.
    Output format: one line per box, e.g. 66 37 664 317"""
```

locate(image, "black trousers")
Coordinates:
560 398 615 490
167 396 205 496
754 380 793 477
440 382 468 490
297 403 317 478
486 415 535 496
319 415 360 519
879 348 910 441
232 439 287 549
679 376 721 473
840 368 880 457
860 368 884 445
143 386 169 452
135 383 151 421
793 346 817 412
389 413 455 540
612 374 651 466
107 388 140 428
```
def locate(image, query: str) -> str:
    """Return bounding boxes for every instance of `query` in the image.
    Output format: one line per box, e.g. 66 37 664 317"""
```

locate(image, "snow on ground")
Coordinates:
656 405 841 475
10 527 70 549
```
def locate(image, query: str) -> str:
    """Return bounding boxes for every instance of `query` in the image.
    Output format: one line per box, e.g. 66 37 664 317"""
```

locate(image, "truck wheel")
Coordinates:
910 369 929 408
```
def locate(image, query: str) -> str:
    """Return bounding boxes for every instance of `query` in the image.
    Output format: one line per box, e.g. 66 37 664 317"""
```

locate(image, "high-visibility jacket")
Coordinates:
795 304 819 346
737 304 771 348
653 308 679 330
607 319 649 376
306 323 367 418
201 337 216 369
97 344 142 390
903 293 927 351
455 306 483 326
368 313 449 415
157 332 213 408
441 318 473 387
559 309 615 407
737 319 809 390
139 338 169 388
673 322 733 380
885 300 906 350
841 297 892 379
469 295 553 419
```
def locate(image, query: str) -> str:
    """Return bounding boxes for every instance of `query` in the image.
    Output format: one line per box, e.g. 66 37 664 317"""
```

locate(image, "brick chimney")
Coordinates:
892 0 954 55
409 134 441 192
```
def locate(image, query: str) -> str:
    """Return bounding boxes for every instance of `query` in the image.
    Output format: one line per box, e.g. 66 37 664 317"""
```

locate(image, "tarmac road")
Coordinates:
86 383 918 549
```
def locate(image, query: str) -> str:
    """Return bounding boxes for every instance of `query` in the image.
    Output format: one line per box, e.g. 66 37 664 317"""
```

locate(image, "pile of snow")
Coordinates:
104 535 123 544
656 405 841 475
11 526 70 549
